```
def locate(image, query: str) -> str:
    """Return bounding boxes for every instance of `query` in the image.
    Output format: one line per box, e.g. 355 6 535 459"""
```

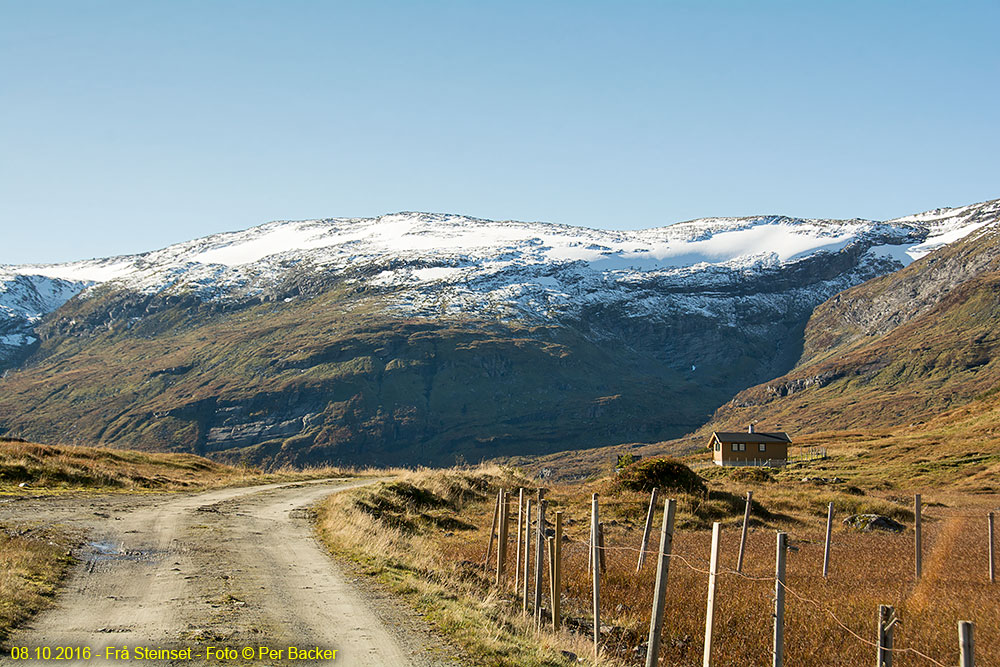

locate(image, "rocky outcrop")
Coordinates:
842 514 905 533
703 215 1000 436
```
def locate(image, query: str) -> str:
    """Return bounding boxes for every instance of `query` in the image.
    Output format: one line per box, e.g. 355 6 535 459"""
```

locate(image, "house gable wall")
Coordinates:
711 434 789 466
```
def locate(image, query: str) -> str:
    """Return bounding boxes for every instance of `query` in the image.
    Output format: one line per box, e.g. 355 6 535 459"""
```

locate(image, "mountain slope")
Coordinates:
0 202 996 466
704 201 1000 435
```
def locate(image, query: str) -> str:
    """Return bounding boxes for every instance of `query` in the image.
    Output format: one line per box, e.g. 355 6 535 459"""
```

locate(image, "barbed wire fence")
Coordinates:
481 487 992 666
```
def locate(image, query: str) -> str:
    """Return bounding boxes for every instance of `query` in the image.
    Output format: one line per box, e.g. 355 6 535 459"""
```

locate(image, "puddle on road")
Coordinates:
85 540 159 563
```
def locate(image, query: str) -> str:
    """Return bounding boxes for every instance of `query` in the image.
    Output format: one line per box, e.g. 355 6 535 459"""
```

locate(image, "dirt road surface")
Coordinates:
0 479 459 666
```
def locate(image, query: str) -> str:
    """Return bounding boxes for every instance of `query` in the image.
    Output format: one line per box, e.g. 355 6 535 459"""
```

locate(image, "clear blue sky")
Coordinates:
2 1 998 264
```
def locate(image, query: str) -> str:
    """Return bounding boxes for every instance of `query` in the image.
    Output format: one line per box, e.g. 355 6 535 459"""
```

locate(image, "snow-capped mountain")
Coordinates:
3 199 997 363
0 198 997 467
0 272 89 351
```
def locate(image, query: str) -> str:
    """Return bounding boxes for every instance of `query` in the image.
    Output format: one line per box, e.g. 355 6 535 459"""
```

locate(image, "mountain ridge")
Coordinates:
0 203 969 354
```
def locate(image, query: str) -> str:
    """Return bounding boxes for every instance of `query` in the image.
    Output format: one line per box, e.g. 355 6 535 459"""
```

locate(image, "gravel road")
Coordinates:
0 479 459 666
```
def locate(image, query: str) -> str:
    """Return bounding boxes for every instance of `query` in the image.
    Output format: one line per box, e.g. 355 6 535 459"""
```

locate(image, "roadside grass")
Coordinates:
0 524 76 642
315 465 607 667
317 462 999 666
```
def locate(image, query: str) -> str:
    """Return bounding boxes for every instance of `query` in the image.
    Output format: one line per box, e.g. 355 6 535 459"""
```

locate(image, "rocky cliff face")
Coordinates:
704 207 1000 435
0 201 996 466
801 199 1000 365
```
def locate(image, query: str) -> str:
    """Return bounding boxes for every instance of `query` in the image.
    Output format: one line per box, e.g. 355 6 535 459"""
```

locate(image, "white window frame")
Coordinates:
759 443 767 452
731 443 745 452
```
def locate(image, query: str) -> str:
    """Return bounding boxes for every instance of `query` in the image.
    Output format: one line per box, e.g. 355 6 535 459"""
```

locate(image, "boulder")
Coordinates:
842 514 905 533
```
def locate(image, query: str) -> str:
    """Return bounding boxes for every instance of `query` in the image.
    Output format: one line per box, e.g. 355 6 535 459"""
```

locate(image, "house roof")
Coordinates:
710 431 791 445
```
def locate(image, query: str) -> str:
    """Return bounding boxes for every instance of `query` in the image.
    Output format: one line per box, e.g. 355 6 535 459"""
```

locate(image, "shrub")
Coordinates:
611 457 705 494
728 467 775 484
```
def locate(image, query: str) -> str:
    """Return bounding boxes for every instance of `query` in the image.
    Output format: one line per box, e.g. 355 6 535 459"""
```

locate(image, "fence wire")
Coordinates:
496 498 994 666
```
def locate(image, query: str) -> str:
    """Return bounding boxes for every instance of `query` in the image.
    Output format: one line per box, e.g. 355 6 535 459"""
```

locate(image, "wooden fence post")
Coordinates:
484 490 500 572
553 511 563 630
914 494 922 580
877 604 895 667
636 487 659 572
959 621 974 667
534 497 547 627
702 522 721 667
773 532 787 667
496 489 509 585
597 522 607 574
737 491 752 573
522 498 531 614
592 493 601 659
988 512 995 584
514 488 524 592
503 491 510 567
823 501 833 578
547 535 556 622
644 498 677 667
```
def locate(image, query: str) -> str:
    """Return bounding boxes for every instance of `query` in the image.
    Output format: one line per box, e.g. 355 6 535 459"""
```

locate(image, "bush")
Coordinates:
728 467 775 484
611 457 705 494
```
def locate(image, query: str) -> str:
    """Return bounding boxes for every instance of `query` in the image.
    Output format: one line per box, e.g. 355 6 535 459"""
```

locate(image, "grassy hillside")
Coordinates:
515 385 1000 491
0 283 742 467
765 389 1000 494
711 271 1000 432
0 437 241 492
801 210 1000 367
0 437 354 492
701 224 1000 440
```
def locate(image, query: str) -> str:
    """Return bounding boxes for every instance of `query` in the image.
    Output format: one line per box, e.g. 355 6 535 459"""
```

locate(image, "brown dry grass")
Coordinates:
0 437 359 493
0 524 75 642
551 505 999 666
318 464 999 666
316 465 607 667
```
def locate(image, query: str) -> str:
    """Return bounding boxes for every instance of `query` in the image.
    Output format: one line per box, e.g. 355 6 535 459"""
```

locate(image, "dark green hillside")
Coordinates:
0 284 746 467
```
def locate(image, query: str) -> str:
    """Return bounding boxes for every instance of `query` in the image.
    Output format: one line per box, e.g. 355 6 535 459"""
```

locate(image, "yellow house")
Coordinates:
708 425 791 467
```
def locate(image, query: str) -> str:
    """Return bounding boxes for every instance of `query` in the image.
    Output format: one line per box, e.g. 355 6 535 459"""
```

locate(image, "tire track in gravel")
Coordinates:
0 479 458 667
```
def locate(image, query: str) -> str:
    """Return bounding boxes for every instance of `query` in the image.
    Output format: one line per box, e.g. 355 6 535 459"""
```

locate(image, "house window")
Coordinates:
731 443 745 452
714 441 720 452
759 443 767 452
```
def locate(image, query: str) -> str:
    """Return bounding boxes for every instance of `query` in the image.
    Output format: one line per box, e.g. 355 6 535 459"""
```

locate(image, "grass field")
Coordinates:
317 462 999 666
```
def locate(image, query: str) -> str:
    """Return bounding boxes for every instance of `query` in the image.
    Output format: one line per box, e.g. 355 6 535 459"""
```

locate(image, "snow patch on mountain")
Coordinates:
0 271 91 360
889 199 1000 260
0 333 36 347
3 213 898 297
0 272 91 325
1 198 998 359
